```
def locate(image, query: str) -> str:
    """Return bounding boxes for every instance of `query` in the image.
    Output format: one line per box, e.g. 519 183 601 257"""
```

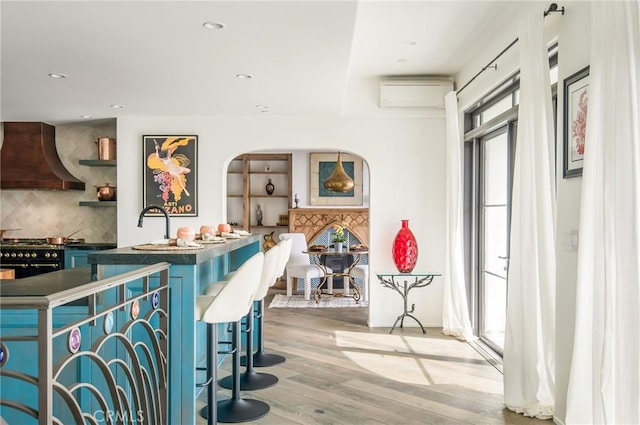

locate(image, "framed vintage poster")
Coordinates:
563 66 589 178
309 152 363 206
143 135 198 216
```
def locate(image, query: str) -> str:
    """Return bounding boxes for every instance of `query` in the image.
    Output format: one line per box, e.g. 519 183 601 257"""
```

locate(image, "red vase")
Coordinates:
392 219 418 273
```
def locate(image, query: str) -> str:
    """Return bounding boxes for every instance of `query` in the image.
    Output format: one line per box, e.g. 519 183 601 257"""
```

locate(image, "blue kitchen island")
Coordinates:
0 263 172 424
88 235 261 424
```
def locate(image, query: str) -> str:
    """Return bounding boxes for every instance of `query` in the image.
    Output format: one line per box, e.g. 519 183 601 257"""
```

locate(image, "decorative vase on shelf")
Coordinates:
334 243 344 253
265 179 275 195
256 204 263 226
392 219 418 273
262 231 276 251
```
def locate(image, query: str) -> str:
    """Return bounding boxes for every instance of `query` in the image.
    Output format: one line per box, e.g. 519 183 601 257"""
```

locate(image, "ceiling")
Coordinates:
1 1 529 124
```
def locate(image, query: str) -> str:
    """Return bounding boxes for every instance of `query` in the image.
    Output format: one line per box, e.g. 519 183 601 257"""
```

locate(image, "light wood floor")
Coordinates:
196 289 544 425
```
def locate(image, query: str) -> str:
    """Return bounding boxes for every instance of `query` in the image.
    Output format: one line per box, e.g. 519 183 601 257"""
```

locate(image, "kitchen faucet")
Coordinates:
137 205 171 239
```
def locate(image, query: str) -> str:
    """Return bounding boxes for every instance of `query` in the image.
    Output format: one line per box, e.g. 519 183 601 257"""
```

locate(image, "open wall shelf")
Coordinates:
79 159 117 166
79 201 117 207
227 153 292 236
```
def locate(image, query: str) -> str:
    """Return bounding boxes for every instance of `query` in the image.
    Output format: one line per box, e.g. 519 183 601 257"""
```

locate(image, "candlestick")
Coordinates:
294 193 300 208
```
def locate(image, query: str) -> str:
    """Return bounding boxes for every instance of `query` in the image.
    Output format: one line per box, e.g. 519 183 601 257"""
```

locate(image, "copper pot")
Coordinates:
96 137 117 160
46 236 67 244
96 183 117 201
47 229 81 245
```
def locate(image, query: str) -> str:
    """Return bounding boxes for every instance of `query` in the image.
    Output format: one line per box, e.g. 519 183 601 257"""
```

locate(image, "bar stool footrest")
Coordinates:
195 376 213 388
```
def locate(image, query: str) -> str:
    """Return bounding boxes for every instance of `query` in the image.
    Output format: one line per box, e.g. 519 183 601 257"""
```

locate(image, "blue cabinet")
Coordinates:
65 249 92 268
65 245 116 269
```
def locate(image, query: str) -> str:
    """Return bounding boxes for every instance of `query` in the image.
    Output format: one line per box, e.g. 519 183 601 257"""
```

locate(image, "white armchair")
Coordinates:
279 232 333 300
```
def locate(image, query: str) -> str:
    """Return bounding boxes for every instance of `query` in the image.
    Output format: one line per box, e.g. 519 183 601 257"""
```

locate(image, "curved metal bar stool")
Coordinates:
220 245 281 391
195 252 269 424
242 238 292 368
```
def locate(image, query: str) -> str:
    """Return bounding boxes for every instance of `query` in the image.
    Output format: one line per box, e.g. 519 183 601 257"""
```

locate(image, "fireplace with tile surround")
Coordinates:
288 208 369 247
287 208 369 292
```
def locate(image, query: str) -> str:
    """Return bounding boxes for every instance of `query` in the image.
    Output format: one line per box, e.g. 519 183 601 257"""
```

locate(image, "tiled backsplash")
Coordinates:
0 120 117 243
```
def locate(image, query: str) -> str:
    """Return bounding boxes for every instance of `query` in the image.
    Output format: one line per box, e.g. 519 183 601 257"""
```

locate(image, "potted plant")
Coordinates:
331 222 348 252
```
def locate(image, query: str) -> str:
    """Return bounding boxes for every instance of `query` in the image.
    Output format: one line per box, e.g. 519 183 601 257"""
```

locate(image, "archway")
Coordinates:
223 149 371 319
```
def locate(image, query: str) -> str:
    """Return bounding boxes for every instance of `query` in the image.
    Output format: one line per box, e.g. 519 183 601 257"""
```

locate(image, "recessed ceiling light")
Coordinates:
236 74 253 79
48 73 67 79
81 115 94 119
110 104 125 109
404 41 417 46
256 105 268 110
397 59 407 63
203 21 225 30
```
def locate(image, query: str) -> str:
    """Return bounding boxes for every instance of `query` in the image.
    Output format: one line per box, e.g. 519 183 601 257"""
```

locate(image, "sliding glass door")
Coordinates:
478 126 514 352
464 47 556 355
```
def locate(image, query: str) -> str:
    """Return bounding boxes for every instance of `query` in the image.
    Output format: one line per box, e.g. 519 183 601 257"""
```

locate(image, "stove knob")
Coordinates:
44 253 50 258
31 252 37 258
3 253 8 258
17 253 23 258
51 252 58 258
10 253 16 258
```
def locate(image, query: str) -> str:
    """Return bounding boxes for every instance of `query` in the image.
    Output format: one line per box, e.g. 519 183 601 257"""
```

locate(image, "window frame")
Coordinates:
462 44 558 346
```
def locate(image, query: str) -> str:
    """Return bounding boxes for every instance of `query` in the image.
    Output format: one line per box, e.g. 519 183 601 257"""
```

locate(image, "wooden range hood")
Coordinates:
1 122 85 191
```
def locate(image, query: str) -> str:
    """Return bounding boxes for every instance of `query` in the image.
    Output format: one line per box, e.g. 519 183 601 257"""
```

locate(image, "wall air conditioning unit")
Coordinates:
379 78 454 109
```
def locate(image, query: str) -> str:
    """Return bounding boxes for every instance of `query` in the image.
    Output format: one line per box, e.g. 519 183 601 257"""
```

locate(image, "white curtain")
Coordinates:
442 91 474 341
503 13 556 419
565 2 640 424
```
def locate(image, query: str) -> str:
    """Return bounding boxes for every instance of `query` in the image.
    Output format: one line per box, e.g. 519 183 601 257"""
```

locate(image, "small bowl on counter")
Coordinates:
176 227 196 241
199 225 216 236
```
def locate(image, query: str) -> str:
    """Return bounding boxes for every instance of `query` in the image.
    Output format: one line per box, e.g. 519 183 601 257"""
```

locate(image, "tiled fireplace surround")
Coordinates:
288 208 369 290
288 207 369 247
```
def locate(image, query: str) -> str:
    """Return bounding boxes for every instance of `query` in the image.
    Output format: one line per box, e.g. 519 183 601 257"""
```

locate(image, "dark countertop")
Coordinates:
0 267 92 297
88 234 261 265
65 243 117 250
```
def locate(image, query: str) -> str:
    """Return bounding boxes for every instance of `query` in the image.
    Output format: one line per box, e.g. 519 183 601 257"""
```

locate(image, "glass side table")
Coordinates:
376 272 441 334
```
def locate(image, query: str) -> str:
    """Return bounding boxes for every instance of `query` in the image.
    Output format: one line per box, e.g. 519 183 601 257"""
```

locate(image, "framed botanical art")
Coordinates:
309 152 363 206
143 135 198 216
563 66 589 178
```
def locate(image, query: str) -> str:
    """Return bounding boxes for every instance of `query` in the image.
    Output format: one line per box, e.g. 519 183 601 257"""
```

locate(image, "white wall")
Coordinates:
116 115 447 328
454 2 591 424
